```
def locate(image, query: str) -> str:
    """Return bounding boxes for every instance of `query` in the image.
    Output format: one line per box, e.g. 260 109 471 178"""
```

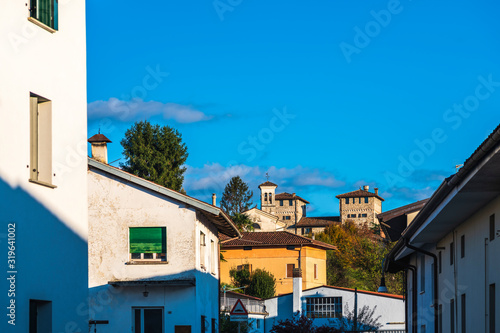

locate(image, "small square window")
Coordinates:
286 264 295 278
365 197 369 203
289 200 293 206
280 200 284 206
345 198 349 204
129 227 167 261
29 0 58 30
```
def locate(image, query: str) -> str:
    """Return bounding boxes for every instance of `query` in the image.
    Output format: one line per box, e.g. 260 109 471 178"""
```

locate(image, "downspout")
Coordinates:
396 263 417 333
405 239 438 333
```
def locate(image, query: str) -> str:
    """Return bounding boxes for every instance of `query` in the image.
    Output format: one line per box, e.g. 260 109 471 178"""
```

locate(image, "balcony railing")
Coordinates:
220 297 267 314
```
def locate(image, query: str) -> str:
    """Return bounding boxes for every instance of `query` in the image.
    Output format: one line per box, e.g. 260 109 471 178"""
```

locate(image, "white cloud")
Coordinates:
88 98 213 123
183 163 345 204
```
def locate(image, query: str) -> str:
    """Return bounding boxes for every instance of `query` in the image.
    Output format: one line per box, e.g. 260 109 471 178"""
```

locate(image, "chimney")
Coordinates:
363 185 369 191
292 268 302 314
212 193 216 206
88 133 112 164
374 188 379 195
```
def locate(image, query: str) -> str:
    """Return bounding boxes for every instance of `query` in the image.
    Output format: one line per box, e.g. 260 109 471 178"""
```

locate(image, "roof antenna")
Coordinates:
455 164 463 173
98 127 101 134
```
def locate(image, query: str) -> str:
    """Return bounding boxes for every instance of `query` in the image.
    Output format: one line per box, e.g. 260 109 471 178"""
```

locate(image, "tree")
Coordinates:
220 176 253 216
230 267 276 298
231 213 254 232
247 269 276 299
315 222 403 295
120 121 188 191
334 304 382 331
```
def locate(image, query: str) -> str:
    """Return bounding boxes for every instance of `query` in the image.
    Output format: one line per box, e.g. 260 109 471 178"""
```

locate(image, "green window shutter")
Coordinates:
130 227 166 253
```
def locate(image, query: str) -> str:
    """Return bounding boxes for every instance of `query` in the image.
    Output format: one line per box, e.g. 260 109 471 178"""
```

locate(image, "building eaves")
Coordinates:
336 189 385 201
88 158 241 238
296 216 340 227
385 123 500 271
377 198 430 222
275 192 310 204
258 181 278 188
220 231 336 250
265 284 404 300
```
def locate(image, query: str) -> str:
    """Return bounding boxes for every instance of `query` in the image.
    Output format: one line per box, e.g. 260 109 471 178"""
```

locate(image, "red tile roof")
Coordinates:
336 189 384 201
259 181 278 188
296 216 340 227
275 192 310 204
221 231 336 250
88 133 112 143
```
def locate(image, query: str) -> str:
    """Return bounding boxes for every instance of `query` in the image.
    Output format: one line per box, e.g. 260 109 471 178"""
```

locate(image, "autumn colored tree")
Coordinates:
315 221 403 295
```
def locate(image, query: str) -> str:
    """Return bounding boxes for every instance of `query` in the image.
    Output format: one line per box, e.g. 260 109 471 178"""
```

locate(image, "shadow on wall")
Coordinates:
87 269 220 332
0 176 88 332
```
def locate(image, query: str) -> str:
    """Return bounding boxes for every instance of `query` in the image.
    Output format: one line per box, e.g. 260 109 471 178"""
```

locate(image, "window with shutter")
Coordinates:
129 227 166 261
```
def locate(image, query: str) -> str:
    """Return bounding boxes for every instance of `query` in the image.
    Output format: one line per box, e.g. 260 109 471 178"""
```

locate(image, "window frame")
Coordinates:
450 242 454 265
29 0 58 32
305 297 342 319
132 307 164 333
490 214 496 241
29 93 56 188
129 227 167 262
461 235 465 258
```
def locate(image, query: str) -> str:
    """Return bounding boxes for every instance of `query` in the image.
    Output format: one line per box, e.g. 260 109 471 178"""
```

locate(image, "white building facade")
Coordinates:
264 285 405 332
385 124 500 333
88 154 240 333
0 1 88 331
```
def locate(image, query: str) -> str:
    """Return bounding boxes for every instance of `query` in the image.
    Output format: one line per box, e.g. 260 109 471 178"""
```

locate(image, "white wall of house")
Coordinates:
88 166 221 333
407 195 500 333
264 286 405 332
0 1 88 331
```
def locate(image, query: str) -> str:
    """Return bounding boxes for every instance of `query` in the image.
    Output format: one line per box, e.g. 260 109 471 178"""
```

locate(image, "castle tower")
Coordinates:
259 181 278 215
336 185 384 226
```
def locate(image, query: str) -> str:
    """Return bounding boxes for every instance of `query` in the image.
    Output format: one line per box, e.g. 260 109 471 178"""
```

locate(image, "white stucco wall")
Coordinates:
0 1 88 332
88 167 221 333
407 194 500 333
264 286 405 332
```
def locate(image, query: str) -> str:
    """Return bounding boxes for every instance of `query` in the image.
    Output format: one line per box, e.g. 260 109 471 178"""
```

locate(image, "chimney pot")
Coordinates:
363 185 369 191
374 188 379 195
212 193 216 206
88 133 112 164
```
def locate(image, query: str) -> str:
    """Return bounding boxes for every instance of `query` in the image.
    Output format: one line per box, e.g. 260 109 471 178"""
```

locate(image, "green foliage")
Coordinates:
120 121 188 191
315 221 404 295
220 176 253 216
220 313 252 333
232 213 255 232
230 267 276 298
247 269 276 299
230 266 252 289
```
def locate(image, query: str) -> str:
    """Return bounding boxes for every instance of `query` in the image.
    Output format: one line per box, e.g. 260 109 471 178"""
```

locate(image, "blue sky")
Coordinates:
86 0 500 216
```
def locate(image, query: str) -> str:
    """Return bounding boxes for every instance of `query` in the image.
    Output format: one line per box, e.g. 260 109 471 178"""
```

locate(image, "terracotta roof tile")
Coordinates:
88 133 112 143
259 181 278 188
336 189 384 201
296 216 340 227
275 192 310 204
221 231 336 250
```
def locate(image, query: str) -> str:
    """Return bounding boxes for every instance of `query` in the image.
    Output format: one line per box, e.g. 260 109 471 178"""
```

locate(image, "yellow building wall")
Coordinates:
220 246 328 295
